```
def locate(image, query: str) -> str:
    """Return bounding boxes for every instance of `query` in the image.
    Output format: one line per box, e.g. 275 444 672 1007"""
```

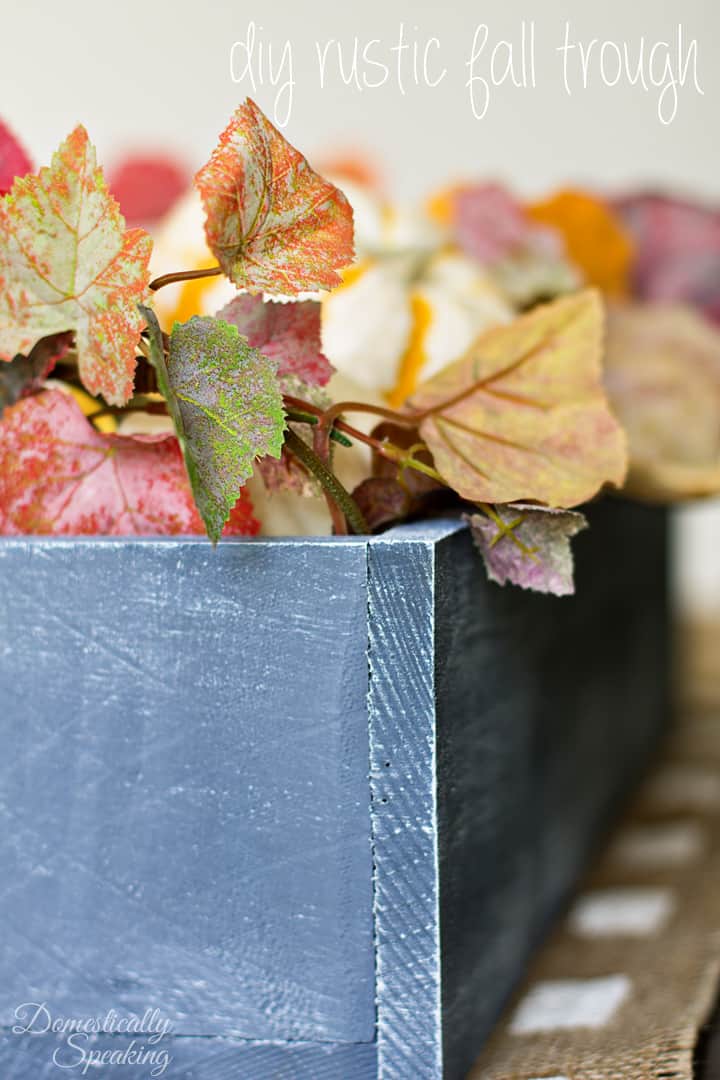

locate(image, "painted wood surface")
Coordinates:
0 1034 377 1079
0 505 669 1079
367 524 449 1080
433 500 669 1078
0 538 376 1050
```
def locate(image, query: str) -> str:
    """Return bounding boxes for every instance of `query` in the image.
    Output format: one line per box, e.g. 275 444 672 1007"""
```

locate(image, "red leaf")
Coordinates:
352 477 412 531
217 294 333 386
0 331 73 417
0 390 259 536
0 120 32 196
109 154 190 226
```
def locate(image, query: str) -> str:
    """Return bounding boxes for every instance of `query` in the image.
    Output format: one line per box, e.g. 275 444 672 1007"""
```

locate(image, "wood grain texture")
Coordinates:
0 537 375 1046
0 506 669 1079
367 522 465 1080
0 1034 377 1079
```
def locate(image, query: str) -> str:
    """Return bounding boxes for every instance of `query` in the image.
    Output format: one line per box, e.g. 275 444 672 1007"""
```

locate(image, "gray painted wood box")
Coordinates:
0 500 669 1079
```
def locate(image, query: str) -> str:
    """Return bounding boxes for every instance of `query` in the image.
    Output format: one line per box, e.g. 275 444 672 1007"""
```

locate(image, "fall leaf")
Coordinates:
604 302 720 500
453 184 541 264
526 189 634 297
255 376 329 498
466 503 587 596
195 98 354 294
0 120 32 196
352 476 413 531
0 389 258 536
406 290 627 508
143 308 285 542
109 153 189 226
350 421 448 531
439 183 579 310
257 446 315 497
0 331 73 417
614 192 720 326
0 126 153 405
217 294 332 386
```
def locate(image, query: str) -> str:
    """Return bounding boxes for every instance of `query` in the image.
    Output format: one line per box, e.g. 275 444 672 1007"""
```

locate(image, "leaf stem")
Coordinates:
148 265 223 292
284 408 352 446
320 399 421 429
283 428 369 535
87 396 168 422
282 394 446 485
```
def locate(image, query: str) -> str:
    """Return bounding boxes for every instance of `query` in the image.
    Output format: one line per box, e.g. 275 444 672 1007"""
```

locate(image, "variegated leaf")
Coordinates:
0 389 259 536
143 307 285 542
466 503 588 595
0 126 153 405
196 98 354 294
217 293 332 387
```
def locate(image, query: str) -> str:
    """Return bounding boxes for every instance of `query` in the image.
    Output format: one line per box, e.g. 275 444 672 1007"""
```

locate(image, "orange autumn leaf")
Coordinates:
195 99 354 295
314 151 383 191
526 189 634 297
0 126 153 406
406 290 627 508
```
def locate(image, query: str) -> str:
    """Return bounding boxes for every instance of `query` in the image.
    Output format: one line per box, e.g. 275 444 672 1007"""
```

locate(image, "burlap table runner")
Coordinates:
470 624 720 1080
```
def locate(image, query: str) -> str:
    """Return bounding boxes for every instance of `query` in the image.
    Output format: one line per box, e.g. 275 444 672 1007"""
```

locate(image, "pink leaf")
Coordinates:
466 503 588 596
615 193 720 325
454 184 529 262
0 331 73 417
217 294 333 386
109 154 190 226
0 390 258 536
0 120 32 196
257 447 316 497
454 184 561 265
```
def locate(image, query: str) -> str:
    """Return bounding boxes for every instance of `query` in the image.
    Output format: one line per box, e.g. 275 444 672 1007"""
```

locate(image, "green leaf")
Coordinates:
142 307 285 543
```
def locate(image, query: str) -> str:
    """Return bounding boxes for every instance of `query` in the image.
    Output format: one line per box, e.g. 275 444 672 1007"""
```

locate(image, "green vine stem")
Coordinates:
284 409 352 447
310 417 345 530
283 428 369 535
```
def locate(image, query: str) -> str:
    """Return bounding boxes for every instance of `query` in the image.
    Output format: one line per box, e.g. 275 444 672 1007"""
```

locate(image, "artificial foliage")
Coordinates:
143 309 284 544
0 100 718 594
195 98 354 294
0 127 152 405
